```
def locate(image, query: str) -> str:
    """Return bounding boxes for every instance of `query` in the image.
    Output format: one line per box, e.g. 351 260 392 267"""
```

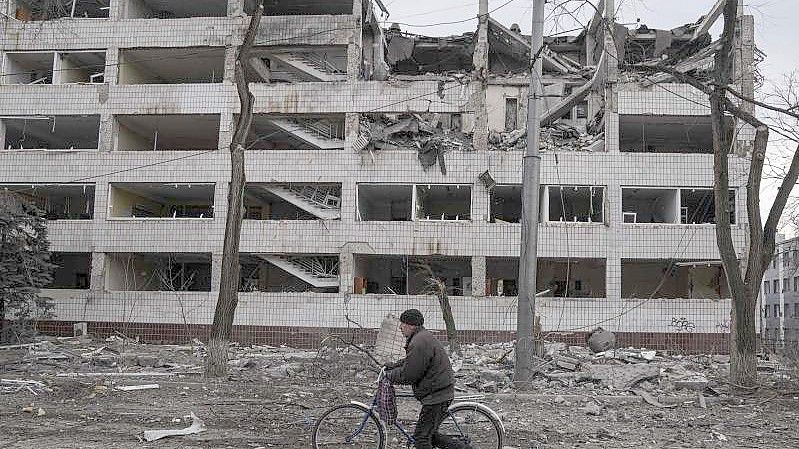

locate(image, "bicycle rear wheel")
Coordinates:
438 403 503 449
312 403 385 449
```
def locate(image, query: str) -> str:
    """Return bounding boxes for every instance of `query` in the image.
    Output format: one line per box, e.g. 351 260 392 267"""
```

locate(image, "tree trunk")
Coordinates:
205 3 264 377
436 291 460 355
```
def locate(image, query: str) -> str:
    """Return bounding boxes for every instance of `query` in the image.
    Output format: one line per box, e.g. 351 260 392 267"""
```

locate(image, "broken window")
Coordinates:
385 29 475 75
774 279 779 294
619 115 715 154
622 260 729 299
0 184 94 219
122 0 227 19
245 183 341 220
48 252 91 289
353 255 472 296
247 47 347 83
537 258 606 298
2 115 100 150
108 183 214 219
490 185 522 223
357 184 412 221
118 48 225 84
56 51 106 83
246 114 345 150
415 184 471 221
239 254 339 293
486 257 519 296
622 188 678 224
680 189 736 224
1 51 104 85
12 0 109 20
114 114 220 151
247 0 353 15
504 98 518 131
105 253 212 292
545 185 604 223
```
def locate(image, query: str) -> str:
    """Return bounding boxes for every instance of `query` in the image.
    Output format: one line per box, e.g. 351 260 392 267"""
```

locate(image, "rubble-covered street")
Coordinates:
1 335 798 448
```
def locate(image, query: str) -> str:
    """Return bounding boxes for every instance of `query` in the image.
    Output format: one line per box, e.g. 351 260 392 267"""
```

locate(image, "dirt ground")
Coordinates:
1 338 798 448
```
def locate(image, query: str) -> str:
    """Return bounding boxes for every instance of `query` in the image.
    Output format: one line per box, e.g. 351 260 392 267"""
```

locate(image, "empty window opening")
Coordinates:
122 0 227 19
622 188 678 224
118 48 224 84
105 253 212 292
486 257 519 296
619 115 714 154
48 252 91 289
248 0 353 15
108 183 214 218
2 115 100 150
239 254 339 293
680 188 736 224
0 184 94 219
357 184 412 221
245 183 341 220
546 185 604 223
490 185 522 223
56 51 106 83
353 255 472 296
114 114 220 151
12 0 109 21
621 260 729 299
246 114 346 149
416 185 471 221
537 258 606 298
247 47 348 83
1 52 54 84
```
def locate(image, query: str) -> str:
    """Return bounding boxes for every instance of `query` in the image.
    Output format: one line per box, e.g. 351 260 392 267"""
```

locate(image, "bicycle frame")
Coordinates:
346 368 471 446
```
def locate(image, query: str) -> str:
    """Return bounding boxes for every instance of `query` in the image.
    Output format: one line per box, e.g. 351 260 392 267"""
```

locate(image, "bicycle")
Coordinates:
312 368 505 448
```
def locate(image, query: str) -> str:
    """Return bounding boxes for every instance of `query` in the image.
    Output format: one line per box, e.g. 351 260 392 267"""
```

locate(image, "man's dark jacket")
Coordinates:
386 327 454 405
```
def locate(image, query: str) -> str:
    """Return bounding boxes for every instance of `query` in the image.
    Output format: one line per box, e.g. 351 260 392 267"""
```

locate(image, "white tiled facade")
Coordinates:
0 1 755 349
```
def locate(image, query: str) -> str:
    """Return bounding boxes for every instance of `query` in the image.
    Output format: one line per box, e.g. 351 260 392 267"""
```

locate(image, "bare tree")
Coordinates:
412 262 461 355
633 1 799 387
205 2 264 377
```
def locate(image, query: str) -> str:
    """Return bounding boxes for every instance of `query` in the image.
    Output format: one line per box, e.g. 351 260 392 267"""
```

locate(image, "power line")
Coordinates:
381 0 519 28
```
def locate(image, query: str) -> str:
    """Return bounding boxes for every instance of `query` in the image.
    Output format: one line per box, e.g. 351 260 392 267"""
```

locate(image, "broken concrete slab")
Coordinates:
116 384 160 392
142 412 206 442
586 364 661 390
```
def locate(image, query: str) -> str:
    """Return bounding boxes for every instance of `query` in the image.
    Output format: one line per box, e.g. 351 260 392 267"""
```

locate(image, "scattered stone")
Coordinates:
587 328 616 353
581 402 604 416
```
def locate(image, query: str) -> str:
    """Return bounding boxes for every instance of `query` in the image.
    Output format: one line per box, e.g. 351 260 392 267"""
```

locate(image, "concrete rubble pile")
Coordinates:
356 113 472 174
488 124 605 152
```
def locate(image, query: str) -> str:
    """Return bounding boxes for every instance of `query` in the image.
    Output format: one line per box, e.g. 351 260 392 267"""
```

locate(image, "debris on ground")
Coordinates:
142 412 206 442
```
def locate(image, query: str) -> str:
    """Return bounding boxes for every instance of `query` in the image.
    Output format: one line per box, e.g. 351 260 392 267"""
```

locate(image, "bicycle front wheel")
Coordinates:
438 403 503 449
312 403 385 449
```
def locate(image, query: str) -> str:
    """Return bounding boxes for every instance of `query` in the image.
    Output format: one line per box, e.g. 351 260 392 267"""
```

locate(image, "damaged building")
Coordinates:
0 0 755 351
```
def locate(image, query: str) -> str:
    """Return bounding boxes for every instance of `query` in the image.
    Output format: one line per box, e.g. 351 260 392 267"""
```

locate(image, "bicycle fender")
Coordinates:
349 400 371 410
450 401 506 435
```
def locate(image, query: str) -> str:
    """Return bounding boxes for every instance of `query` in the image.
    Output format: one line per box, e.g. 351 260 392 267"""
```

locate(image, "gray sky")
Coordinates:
379 0 799 231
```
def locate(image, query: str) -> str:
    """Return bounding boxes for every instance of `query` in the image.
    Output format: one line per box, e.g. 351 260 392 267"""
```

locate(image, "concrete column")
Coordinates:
339 250 354 294
340 177 357 223
603 0 619 154
90 251 106 292
471 255 486 297
227 0 245 16
211 252 224 291
109 0 124 20
471 174 491 223
105 47 119 85
223 46 237 84
218 111 234 150
605 255 621 301
98 113 114 152
471 1 489 152
347 0 363 81
0 119 6 150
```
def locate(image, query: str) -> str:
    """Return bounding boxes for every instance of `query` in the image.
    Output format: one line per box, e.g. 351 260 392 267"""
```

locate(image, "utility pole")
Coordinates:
514 0 544 383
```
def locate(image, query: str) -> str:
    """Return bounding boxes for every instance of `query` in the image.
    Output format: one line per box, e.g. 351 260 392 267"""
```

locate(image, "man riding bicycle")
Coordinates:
385 309 471 449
